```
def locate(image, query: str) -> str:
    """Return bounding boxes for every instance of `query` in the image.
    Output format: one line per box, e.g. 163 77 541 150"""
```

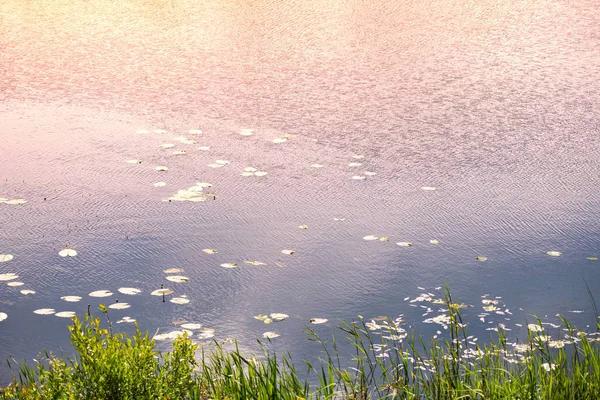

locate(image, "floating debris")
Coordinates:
170 297 190 305
547 251 561 257
55 311 76 318
118 288 141 295
0 254 14 262
59 248 77 257
89 290 113 298
263 331 280 339
298 224 308 229
34 308 56 315
165 275 189 283
0 273 18 281
281 250 295 255
220 263 237 269
61 296 82 302
310 318 328 324
0 312 7 322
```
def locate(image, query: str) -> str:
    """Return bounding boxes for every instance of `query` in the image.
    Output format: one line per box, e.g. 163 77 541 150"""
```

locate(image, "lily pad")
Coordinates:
172 151 186 156
239 128 253 136
170 297 190 305
155 166 168 171
476 256 488 261
153 182 167 187
245 260 266 266
364 171 377 176
348 162 362 167
310 318 328 324
151 288 174 296
61 296 82 302
0 254 14 262
189 129 203 135
55 311 76 318
118 288 141 295
254 171 268 177
181 323 202 330
281 250 295 255
89 290 113 298
396 242 413 247
109 302 130 310
0 273 18 281
430 239 440 244
163 268 183 274
198 328 215 339
310 164 324 168
270 313 289 322
59 248 77 257
7 281 23 287
0 312 7 322
215 160 230 165
202 249 217 254
220 263 237 269
298 224 308 229
244 167 257 172
34 308 56 315
363 235 379 241
117 316 136 324
263 331 280 339
198 146 211 151
421 186 437 191
165 275 189 283
240 171 254 177
159 144 175 149
272 138 287 144
547 251 561 257
4 199 27 205
20 290 35 295
208 163 224 168
351 176 365 180
153 330 192 341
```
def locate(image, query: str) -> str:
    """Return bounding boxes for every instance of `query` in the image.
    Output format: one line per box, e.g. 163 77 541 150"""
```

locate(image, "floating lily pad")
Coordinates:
154 129 168 134
118 288 141 295
189 129 203 135
0 273 18 281
587 257 598 261
254 171 268 177
245 261 266 266
310 164 324 168
527 324 543 332
170 297 190 305
61 296 82 302
547 251 561 257
430 239 440 244
20 290 35 295
310 318 328 324
198 328 215 339
155 166 168 171
254 314 268 321
298 224 308 229
7 281 23 287
89 290 113 298
396 242 412 247
208 163 224 168
198 146 211 151
220 263 237 269
55 311 76 318
363 235 379 241
240 171 254 177
165 275 189 283
272 138 287 144
244 167 257 172
59 248 77 257
172 150 186 156
34 308 56 315
270 313 288 322
476 256 487 261
348 162 362 167
351 176 365 180
364 171 377 176
239 128 253 136
215 160 230 165
125 159 142 164
117 316 136 324
153 330 192 341
263 331 280 339
159 143 175 149
202 249 217 254
181 323 202 330
109 302 130 310
351 154 365 159
4 199 27 205
281 250 295 255
136 129 149 134
151 288 174 296
421 186 437 191
0 254 14 262
379 236 389 242
163 268 183 274
153 182 167 187
0 312 7 322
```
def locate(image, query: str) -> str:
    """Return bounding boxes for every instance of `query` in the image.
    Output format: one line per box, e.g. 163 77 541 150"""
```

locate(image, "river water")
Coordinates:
1 0 599 382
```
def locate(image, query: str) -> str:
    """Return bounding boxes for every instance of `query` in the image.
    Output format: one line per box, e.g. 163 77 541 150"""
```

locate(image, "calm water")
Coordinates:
1 0 600 382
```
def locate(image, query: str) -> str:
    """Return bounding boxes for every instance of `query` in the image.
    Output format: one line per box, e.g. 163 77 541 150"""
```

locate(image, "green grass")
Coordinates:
2 288 600 399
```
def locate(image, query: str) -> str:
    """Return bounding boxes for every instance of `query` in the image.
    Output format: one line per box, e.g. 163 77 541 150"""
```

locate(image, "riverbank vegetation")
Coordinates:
2 289 599 399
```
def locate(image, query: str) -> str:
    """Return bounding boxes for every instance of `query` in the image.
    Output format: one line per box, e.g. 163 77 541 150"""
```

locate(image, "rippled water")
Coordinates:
1 0 599 382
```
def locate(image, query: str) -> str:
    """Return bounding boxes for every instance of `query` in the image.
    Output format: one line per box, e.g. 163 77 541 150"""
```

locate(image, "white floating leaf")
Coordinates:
245 260 266 266
118 287 141 295
527 324 543 332
189 129 203 135
220 263 238 269
172 150 186 156
396 242 413 247
208 163 224 168
151 288 174 296
254 171 268 177
239 128 253 136
310 164 324 168
364 171 377 176
476 256 488 261
351 175 365 180
153 330 192 341
59 248 77 257
348 162 362 167
34 308 56 315
363 235 379 241
170 297 190 305
270 313 289 322
310 318 328 324
155 166 168 171
4 199 27 205
136 129 149 134
198 146 211 151
55 311 76 318
547 251 561 257
196 182 213 188
181 323 202 330
0 273 18 281
298 224 308 229
281 250 295 255
244 167 257 172
89 290 113 298
7 282 24 287
0 312 7 322
125 159 142 164
587 257 598 261
163 268 183 274
159 143 175 149
263 331 280 339
215 160 230 165
0 254 14 262
165 275 189 283
109 302 130 310
240 171 254 177
61 296 82 302
153 182 167 187
20 290 35 295
202 249 217 254
154 129 168 134
198 328 215 339
421 186 437 191
117 316 136 324
430 239 439 244
272 138 287 143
